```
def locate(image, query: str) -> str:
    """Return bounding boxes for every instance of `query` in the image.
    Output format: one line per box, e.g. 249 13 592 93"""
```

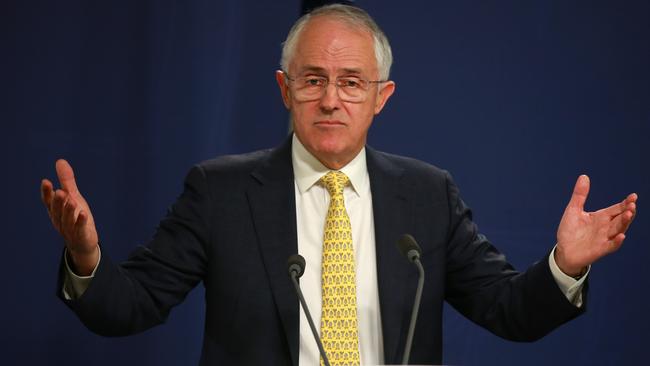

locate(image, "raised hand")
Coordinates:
555 175 638 277
41 159 99 276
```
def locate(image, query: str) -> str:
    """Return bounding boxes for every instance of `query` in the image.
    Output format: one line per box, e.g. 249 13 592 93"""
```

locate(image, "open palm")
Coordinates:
555 175 637 276
41 159 99 275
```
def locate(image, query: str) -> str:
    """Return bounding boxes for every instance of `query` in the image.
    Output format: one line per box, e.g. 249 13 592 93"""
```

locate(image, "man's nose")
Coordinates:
319 82 341 111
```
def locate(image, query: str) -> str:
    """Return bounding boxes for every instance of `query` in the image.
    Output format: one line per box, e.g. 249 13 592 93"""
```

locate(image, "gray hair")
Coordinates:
280 4 393 80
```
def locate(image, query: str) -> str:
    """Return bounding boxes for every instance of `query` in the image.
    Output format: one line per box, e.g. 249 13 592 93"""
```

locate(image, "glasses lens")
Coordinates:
337 77 366 102
299 77 326 100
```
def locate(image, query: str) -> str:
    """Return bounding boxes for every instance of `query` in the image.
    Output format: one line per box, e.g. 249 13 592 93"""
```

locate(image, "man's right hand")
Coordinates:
41 159 99 276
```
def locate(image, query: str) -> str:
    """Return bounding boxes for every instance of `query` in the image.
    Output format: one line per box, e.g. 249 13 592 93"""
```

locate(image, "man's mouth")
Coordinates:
315 120 346 126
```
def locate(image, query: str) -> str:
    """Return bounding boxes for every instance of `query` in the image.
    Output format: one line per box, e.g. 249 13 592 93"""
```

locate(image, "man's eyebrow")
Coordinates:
296 66 364 76
340 68 362 75
297 65 327 74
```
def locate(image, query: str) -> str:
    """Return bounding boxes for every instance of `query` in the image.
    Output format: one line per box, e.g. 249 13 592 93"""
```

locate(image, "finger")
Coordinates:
600 196 636 218
75 210 91 244
626 201 637 217
41 179 55 209
567 175 590 211
607 207 636 239
607 233 626 253
625 194 638 218
626 193 638 204
76 210 88 229
61 198 79 240
55 159 79 194
51 190 68 232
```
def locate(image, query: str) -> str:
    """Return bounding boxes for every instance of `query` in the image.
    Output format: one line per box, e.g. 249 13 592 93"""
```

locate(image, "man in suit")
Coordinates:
41 4 637 365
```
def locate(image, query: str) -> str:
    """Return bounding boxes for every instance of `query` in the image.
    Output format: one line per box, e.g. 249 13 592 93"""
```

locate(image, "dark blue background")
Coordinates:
3 0 648 365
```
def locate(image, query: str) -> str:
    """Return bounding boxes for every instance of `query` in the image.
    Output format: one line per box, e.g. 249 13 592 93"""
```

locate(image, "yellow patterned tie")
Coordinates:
320 171 360 366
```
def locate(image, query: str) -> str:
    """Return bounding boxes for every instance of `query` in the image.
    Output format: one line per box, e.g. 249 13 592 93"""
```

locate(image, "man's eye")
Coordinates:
339 78 362 88
304 77 325 87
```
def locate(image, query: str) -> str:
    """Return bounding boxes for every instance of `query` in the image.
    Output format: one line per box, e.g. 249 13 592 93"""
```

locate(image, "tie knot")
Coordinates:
321 171 349 196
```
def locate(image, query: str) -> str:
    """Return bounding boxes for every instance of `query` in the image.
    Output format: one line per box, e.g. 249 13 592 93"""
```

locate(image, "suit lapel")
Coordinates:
367 147 415 364
247 137 300 366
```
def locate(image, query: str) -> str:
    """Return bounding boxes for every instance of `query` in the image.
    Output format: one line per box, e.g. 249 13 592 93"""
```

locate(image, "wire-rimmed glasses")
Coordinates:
284 73 388 103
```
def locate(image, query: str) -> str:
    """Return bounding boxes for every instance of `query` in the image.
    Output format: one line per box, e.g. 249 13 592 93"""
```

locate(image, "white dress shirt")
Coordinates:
292 134 383 366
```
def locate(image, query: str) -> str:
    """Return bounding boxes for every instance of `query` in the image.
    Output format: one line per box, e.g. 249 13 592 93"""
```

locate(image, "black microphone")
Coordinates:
287 254 331 366
397 234 425 365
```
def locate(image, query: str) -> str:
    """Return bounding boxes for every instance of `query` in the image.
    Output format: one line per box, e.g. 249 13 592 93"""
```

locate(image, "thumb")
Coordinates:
568 174 590 211
55 159 79 193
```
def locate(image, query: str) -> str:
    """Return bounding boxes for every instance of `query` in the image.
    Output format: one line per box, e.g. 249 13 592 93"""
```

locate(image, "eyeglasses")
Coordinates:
284 73 388 103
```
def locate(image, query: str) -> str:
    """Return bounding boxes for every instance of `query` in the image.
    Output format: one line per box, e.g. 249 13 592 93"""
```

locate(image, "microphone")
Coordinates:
287 254 331 366
398 233 422 264
397 234 425 365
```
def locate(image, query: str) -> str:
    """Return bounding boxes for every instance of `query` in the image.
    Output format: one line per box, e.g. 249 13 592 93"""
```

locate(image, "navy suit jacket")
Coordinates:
59 137 584 365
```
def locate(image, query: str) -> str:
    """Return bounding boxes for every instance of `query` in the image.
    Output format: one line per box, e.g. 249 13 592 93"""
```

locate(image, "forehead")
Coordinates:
290 17 377 76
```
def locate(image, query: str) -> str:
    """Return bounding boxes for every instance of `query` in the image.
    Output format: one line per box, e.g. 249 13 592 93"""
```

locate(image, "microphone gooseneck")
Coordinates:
287 254 331 366
397 234 425 365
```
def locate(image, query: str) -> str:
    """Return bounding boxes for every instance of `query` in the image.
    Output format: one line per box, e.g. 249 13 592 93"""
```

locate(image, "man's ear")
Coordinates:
275 70 291 109
374 81 395 115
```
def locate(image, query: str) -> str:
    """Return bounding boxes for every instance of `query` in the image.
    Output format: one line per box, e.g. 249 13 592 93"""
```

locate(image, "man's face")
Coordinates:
276 17 395 169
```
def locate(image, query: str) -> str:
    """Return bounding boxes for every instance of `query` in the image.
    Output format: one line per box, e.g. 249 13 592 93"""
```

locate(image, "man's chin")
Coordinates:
313 146 360 169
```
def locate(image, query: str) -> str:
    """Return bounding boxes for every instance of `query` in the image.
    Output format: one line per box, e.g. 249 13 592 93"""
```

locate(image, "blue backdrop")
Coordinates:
3 0 648 365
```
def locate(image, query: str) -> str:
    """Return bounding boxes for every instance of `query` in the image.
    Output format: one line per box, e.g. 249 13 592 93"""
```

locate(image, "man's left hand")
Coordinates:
555 175 638 277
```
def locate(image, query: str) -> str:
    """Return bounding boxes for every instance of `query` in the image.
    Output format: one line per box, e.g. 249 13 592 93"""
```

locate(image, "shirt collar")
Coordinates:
291 134 368 197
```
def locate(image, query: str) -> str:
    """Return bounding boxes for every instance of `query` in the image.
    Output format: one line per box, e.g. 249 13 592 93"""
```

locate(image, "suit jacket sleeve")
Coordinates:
57 165 210 336
442 170 585 341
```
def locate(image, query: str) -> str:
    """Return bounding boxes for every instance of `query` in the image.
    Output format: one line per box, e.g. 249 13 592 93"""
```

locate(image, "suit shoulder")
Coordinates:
372 150 450 183
194 148 273 177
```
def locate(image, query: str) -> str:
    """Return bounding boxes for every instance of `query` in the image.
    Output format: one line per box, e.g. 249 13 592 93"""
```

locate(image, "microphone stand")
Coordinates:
402 256 424 365
289 261 331 366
